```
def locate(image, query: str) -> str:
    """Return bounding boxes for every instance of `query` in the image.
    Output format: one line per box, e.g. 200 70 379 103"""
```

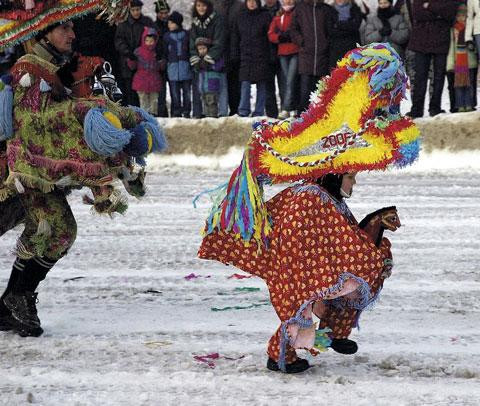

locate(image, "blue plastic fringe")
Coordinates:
129 106 168 152
83 107 132 156
395 139 420 168
0 75 14 141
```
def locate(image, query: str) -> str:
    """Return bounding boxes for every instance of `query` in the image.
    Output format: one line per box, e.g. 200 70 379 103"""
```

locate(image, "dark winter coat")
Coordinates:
290 0 333 77
114 14 155 78
189 11 227 62
73 13 118 75
155 18 169 58
164 29 193 82
328 2 363 68
408 0 458 54
230 7 272 83
364 11 409 57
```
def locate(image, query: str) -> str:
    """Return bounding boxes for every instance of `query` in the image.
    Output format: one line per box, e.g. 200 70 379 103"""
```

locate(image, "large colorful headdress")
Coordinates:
0 1 131 49
200 43 421 248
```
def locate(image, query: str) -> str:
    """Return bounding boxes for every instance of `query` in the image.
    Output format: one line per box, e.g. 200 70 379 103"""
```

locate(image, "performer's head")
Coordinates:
44 21 76 54
317 172 357 200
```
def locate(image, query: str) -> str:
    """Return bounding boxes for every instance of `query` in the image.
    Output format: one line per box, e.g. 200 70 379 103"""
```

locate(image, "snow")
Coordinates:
1 149 480 405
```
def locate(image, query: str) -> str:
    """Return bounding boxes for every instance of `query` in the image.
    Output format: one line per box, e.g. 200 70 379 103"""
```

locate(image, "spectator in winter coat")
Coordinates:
192 37 225 117
211 0 245 115
268 0 300 118
164 11 192 117
447 4 478 113
466 0 480 62
189 0 228 118
231 0 272 117
114 0 155 106
407 0 458 118
154 0 171 117
264 0 282 118
290 0 334 113
329 0 363 68
364 0 409 58
128 27 163 115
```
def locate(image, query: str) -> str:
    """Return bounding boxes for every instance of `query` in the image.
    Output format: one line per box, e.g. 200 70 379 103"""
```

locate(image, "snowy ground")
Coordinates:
1 156 480 405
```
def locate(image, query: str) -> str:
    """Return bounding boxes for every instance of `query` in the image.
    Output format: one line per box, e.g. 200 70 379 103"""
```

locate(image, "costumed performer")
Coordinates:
0 0 167 338
197 42 420 373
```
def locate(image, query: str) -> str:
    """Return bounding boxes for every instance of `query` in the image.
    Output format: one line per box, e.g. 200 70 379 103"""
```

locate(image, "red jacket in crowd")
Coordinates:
268 9 299 56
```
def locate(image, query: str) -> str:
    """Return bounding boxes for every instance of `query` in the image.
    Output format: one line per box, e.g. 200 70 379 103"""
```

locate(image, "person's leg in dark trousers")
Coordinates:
446 71 456 113
157 76 169 117
299 74 319 114
192 71 203 118
470 68 477 108
181 80 192 118
265 63 279 118
169 80 182 117
410 52 432 118
227 65 241 115
429 53 447 116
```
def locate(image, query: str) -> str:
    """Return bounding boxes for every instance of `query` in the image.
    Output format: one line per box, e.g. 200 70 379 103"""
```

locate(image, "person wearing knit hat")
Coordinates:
168 11 184 28
131 0 144 8
164 10 192 117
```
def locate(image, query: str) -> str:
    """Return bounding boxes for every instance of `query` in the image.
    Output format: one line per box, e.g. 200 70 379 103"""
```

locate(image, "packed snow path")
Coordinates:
1 167 479 405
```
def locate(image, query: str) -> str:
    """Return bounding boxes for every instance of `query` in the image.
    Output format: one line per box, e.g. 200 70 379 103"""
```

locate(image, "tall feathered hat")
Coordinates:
200 42 421 248
0 0 132 50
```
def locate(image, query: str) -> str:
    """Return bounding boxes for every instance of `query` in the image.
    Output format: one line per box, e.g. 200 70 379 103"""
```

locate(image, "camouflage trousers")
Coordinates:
14 189 77 261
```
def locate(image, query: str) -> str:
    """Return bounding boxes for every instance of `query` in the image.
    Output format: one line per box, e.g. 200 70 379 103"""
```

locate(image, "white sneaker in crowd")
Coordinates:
278 110 289 119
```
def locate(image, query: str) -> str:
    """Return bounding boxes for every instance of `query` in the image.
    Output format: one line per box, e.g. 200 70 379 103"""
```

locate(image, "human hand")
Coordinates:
278 31 291 43
467 41 476 52
204 54 215 64
189 55 201 66
423 2 429 9
381 258 393 279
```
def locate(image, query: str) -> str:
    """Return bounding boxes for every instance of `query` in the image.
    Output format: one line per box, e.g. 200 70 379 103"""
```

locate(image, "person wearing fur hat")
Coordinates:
0 3 167 338
114 0 155 107
164 11 193 117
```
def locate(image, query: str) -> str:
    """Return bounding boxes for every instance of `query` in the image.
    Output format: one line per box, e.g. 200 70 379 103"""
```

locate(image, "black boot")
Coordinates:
2 256 55 337
330 338 358 354
267 357 310 374
3 291 43 337
0 258 26 331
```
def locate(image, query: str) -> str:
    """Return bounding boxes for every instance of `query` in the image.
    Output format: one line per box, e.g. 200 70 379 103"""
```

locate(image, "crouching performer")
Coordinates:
198 43 420 373
0 1 167 337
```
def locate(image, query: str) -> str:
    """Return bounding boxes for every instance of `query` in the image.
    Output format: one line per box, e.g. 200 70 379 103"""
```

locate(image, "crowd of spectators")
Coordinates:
0 0 475 119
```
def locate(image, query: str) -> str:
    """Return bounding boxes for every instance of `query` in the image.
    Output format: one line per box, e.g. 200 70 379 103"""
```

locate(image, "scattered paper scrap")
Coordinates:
193 353 246 368
185 273 211 281
227 273 253 280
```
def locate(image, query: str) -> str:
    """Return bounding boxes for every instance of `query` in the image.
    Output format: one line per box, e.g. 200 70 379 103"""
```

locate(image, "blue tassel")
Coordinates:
83 107 132 156
0 74 14 141
123 123 149 157
129 106 167 152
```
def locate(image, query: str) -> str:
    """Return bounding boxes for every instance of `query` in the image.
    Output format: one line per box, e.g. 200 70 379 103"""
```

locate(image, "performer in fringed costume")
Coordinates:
198 43 421 373
0 1 167 337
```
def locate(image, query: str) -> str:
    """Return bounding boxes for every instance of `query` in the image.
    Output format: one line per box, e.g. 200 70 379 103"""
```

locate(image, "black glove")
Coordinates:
278 31 291 43
467 41 476 52
379 27 392 37
128 52 137 61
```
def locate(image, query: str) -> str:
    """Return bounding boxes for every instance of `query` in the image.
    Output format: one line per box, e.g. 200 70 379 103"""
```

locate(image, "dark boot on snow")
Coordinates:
3 291 44 337
330 338 358 354
267 357 310 373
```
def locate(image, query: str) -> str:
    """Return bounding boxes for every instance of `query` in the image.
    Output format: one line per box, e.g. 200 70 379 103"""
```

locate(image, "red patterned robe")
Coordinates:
198 183 392 369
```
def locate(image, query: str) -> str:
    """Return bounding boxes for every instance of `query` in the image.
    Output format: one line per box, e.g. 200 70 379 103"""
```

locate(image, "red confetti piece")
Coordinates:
184 273 211 281
193 353 245 368
227 273 253 280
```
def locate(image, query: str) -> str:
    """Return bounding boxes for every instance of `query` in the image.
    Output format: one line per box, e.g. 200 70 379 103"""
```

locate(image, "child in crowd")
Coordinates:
163 11 192 118
447 4 478 113
191 37 224 118
268 0 299 119
128 27 163 115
